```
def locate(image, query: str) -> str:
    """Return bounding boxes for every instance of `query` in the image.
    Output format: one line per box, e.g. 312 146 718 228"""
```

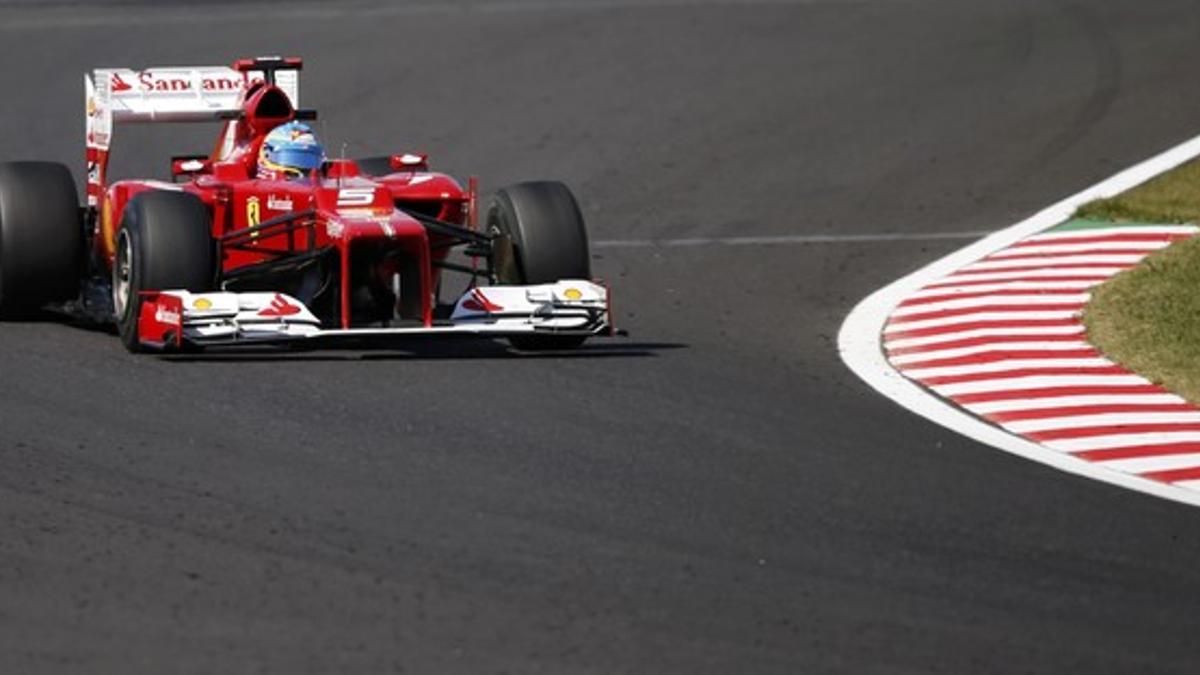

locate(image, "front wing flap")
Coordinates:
136 281 611 350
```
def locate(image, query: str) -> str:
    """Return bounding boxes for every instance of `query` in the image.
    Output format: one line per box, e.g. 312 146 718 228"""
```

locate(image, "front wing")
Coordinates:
137 281 611 350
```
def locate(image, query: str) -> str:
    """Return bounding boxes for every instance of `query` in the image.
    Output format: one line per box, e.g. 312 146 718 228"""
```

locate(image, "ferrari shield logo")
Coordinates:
246 195 261 238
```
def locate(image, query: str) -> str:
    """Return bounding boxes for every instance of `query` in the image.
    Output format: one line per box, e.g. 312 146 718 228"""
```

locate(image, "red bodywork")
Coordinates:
92 60 474 330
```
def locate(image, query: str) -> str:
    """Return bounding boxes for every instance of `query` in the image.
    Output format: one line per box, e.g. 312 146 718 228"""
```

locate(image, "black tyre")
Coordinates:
487 181 590 285
113 190 214 352
486 181 592 350
0 161 82 316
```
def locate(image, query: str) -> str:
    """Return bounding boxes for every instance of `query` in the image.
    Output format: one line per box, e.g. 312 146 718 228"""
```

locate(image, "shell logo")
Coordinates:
563 287 583 301
192 298 213 310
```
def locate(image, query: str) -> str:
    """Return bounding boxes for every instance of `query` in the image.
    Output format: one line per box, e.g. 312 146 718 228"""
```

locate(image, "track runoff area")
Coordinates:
841 132 1200 508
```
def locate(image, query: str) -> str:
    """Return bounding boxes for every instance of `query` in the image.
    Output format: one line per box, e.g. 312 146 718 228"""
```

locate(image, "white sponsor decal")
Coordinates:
155 307 181 324
267 194 293 211
112 70 247 95
337 187 375 206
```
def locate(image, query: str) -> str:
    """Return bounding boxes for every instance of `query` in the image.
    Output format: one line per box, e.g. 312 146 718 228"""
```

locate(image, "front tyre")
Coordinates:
0 162 82 316
113 191 214 352
486 181 592 350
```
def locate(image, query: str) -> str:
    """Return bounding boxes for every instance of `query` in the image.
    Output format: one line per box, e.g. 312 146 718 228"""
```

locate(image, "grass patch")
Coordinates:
1076 158 1200 223
1084 235 1200 403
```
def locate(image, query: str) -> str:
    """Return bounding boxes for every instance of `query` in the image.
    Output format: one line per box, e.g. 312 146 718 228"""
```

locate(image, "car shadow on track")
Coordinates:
158 340 687 363
2 306 118 333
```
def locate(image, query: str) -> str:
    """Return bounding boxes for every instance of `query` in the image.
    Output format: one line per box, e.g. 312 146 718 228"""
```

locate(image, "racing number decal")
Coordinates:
246 195 261 239
337 188 375 206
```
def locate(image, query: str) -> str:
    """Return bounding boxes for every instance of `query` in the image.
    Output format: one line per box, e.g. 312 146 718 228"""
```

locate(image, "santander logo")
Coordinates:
110 70 249 95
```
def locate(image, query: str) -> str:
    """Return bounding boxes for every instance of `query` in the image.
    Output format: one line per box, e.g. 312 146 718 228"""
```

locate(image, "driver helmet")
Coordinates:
257 121 324 180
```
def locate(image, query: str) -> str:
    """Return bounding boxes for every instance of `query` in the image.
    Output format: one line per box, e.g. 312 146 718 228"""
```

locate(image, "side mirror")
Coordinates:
390 153 428 172
171 155 211 181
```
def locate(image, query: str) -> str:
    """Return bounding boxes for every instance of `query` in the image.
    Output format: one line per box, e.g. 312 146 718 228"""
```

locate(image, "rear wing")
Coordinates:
84 56 302 206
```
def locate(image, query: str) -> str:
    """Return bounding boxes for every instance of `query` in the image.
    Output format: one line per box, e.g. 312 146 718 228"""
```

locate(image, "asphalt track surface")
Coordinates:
4 1 1200 672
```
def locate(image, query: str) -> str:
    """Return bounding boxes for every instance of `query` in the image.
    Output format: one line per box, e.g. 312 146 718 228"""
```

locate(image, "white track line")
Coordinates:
965 393 1187 415
591 231 990 248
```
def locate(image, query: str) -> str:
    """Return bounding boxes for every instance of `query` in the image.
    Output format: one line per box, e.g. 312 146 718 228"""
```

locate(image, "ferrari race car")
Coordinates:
0 56 612 352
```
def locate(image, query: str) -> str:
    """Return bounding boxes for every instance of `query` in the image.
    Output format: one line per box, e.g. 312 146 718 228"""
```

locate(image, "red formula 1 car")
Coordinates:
0 56 611 352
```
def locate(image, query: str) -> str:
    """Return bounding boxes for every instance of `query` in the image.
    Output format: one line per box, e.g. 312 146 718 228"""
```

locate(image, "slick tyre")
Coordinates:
113 190 214 352
486 181 591 350
0 162 83 316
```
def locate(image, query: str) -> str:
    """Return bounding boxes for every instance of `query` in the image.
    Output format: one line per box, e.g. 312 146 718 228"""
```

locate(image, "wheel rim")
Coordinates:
487 215 521 285
113 230 132 319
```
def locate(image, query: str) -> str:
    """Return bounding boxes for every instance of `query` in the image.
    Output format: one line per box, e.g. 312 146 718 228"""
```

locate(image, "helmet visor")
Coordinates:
271 146 324 171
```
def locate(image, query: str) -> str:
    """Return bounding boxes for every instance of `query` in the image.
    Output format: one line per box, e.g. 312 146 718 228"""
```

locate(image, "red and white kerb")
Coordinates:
885 225 1200 489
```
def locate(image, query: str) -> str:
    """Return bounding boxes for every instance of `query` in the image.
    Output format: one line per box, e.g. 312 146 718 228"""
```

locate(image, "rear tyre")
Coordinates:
0 161 83 316
486 181 591 350
113 190 214 352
